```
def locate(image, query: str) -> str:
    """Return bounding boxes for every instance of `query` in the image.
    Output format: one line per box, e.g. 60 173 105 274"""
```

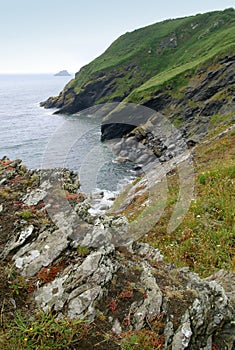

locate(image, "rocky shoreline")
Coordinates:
0 156 234 349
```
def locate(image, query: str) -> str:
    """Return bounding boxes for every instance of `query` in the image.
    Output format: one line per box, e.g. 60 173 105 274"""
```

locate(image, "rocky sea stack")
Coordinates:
54 70 71 77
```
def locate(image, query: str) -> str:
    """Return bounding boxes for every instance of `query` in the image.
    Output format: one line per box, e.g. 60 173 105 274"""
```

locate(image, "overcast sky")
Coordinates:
0 0 234 73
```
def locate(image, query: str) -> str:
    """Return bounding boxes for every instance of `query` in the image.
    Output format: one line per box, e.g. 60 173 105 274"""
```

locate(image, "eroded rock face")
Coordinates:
0 158 235 349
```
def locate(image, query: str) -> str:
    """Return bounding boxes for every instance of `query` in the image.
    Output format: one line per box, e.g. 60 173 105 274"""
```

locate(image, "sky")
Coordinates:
0 0 234 74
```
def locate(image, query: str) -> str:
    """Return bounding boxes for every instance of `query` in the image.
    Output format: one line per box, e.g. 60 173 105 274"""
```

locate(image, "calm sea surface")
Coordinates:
0 74 133 193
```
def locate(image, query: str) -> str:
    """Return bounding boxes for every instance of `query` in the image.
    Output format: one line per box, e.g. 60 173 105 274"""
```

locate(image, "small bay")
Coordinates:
0 74 133 193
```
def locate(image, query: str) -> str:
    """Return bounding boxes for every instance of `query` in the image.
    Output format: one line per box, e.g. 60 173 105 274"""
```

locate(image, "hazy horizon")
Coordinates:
1 0 234 74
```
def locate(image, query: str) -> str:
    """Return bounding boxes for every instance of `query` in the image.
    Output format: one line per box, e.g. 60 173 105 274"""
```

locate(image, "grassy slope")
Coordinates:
61 8 235 105
112 126 235 278
147 129 235 277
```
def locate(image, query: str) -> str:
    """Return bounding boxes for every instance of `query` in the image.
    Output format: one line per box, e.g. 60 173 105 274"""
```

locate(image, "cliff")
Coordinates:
41 8 235 144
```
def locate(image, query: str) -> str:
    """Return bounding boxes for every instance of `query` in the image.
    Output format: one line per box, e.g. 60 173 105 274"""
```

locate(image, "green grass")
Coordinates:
140 132 235 277
126 43 235 103
17 209 33 220
0 312 88 350
62 8 235 104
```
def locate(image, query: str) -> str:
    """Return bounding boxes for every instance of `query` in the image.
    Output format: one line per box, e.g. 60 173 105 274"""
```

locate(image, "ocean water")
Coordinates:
0 74 133 193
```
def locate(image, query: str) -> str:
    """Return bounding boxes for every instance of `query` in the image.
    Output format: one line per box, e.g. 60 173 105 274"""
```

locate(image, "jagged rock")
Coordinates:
23 188 48 206
13 227 71 276
1 159 235 349
77 214 131 247
2 225 34 258
35 245 117 320
172 311 192 349
133 263 163 330
157 33 178 52
75 199 92 221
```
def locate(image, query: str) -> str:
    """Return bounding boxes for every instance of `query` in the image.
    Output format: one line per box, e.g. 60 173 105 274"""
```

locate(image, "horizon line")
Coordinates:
0 72 75 75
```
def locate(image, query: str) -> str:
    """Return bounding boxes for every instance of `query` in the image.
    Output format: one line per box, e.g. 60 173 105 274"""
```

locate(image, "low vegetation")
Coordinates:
140 128 235 277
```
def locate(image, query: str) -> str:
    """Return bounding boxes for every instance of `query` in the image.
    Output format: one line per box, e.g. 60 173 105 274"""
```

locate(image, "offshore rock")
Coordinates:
54 70 71 77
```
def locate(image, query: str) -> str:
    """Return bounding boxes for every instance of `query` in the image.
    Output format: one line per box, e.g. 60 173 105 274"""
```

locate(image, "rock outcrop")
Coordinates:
0 157 234 349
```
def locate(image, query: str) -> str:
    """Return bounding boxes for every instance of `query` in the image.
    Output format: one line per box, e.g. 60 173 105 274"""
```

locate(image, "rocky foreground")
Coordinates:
0 156 234 349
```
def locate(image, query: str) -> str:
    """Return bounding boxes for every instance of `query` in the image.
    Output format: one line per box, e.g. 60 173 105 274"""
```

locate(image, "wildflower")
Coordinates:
24 338 28 342
109 299 118 312
29 327 33 332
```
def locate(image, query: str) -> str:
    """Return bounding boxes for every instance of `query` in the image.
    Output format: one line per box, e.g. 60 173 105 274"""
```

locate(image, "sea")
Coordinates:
0 74 134 195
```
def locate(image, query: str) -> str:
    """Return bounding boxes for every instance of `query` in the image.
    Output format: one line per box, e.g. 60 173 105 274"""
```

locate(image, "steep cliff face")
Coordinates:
41 8 235 136
126 54 235 146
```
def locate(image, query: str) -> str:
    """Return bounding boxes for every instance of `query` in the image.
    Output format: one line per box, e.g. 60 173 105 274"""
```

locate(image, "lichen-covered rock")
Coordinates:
34 245 117 320
23 188 48 206
132 263 163 330
172 311 192 349
12 227 70 276
0 158 235 349
1 225 34 258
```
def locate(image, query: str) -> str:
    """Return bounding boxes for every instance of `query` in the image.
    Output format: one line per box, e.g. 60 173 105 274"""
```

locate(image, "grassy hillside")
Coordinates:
41 8 235 113
74 8 235 92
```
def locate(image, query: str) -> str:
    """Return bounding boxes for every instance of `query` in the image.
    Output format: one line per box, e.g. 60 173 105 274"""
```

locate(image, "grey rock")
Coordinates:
35 274 68 312
164 321 174 346
67 287 102 319
135 242 163 262
1 158 235 348
23 188 47 206
0 178 7 185
54 70 71 77
114 156 130 163
172 311 192 349
112 319 122 335
35 246 118 319
13 227 70 276
133 263 163 330
75 199 91 220
2 225 34 258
